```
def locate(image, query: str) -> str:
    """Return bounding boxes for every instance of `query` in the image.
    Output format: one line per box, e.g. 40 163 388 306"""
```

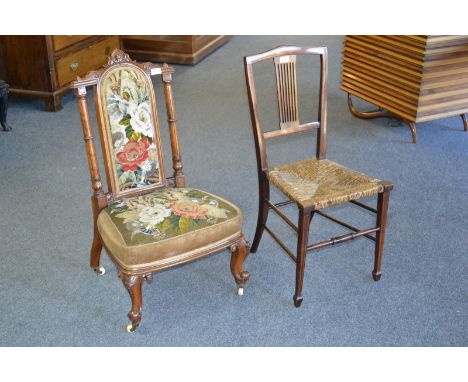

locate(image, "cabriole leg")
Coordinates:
293 210 313 308
251 176 270 253
373 191 390 281
118 272 144 333
230 236 251 296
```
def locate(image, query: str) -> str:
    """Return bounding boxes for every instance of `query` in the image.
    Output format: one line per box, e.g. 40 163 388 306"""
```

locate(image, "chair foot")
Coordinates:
372 271 382 282
126 322 139 333
293 295 303 308
93 266 106 275
237 287 244 296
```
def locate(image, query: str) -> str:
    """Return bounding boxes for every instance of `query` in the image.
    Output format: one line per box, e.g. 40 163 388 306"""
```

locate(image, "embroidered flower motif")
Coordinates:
107 93 136 125
130 102 153 135
116 137 150 172
138 205 172 226
104 67 162 190
170 200 208 220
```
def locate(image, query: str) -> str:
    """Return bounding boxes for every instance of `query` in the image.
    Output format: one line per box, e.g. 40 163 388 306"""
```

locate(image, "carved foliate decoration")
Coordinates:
107 49 132 66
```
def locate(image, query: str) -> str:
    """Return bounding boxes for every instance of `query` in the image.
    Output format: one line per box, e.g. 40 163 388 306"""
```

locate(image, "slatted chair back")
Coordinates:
244 46 328 171
70 49 185 207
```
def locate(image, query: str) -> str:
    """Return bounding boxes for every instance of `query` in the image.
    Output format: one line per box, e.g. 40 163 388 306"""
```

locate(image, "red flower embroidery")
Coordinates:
170 200 208 220
116 137 150 172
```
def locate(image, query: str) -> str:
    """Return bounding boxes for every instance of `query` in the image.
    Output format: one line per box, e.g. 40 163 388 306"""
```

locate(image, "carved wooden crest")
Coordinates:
107 49 131 65
70 49 171 89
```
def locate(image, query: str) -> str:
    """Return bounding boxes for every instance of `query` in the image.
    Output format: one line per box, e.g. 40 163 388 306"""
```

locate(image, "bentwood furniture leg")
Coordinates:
373 189 390 282
294 209 313 308
461 114 468 132
405 121 417 144
347 93 417 144
347 93 393 120
251 174 270 253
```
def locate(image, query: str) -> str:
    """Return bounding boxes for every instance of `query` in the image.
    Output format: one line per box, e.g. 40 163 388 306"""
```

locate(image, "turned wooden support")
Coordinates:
76 87 106 197
162 67 185 188
75 87 108 267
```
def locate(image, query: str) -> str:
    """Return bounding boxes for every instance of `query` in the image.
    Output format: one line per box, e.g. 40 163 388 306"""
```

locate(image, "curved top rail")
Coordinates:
244 45 327 64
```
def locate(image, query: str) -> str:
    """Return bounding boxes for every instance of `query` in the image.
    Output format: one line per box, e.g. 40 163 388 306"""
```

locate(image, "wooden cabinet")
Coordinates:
122 35 232 65
0 35 121 111
341 35 468 142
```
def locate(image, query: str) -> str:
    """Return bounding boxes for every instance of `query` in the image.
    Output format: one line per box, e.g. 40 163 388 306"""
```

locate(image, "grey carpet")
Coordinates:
0 36 466 346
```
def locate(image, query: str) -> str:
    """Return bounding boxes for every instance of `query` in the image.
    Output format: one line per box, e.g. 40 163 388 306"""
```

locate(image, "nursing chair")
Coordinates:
71 49 250 332
244 46 393 307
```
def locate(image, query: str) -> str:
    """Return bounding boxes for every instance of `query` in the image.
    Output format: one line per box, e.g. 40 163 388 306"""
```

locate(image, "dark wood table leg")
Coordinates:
0 81 12 131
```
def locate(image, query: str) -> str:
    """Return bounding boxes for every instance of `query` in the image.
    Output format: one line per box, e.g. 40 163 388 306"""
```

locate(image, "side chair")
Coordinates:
244 46 393 307
70 49 250 332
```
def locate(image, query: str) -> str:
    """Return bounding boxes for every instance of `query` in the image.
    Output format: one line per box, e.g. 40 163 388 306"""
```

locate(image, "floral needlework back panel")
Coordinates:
102 67 163 192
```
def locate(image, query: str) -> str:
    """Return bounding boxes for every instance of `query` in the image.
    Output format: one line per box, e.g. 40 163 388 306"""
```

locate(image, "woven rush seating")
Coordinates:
244 45 393 308
267 158 385 210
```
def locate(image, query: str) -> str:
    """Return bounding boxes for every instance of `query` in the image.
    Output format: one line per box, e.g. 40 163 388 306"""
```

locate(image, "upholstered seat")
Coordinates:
72 50 250 332
98 188 243 269
267 158 385 210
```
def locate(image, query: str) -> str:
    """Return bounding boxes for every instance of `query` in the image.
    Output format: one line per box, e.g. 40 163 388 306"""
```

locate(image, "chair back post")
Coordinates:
162 66 185 188
244 45 329 170
316 50 328 159
74 86 109 215
244 58 269 174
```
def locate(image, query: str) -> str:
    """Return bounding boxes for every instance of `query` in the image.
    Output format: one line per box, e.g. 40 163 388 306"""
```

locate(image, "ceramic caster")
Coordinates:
126 323 139 333
237 287 244 296
372 271 381 282
93 266 106 275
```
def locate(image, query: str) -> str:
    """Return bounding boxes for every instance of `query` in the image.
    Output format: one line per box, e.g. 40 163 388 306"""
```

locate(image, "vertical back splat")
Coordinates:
274 55 299 129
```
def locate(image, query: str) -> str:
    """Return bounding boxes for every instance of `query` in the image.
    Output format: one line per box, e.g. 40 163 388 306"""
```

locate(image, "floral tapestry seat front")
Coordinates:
97 188 242 269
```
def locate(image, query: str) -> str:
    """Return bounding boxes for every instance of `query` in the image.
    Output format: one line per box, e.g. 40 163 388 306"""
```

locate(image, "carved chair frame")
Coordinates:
244 46 393 307
70 49 249 332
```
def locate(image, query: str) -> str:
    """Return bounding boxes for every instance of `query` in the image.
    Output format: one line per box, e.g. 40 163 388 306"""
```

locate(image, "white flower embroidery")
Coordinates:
138 205 171 226
107 94 136 125
130 102 153 136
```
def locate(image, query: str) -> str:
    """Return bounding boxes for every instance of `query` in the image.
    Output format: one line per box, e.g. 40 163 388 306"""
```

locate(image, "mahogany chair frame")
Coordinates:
70 50 249 332
244 46 393 307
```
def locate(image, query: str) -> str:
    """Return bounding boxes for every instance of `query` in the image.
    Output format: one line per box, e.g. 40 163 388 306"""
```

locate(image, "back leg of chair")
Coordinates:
373 190 390 281
90 231 104 275
90 197 105 275
251 176 270 253
294 209 313 307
